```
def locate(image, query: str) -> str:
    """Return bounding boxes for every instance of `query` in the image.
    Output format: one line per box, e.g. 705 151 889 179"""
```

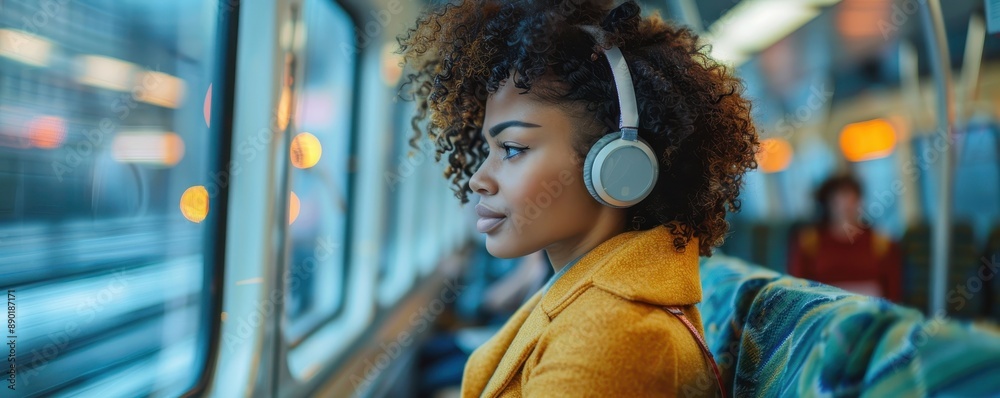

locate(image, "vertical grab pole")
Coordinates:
958 14 986 122
899 41 923 228
918 0 955 317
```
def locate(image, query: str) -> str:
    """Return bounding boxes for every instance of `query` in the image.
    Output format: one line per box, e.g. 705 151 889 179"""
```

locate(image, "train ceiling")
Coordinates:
656 0 999 105
343 0 998 115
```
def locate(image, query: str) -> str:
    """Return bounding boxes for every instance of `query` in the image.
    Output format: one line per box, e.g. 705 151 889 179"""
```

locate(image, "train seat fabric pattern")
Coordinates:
733 278 919 396
697 255 782 390
699 254 1000 397
861 319 1000 397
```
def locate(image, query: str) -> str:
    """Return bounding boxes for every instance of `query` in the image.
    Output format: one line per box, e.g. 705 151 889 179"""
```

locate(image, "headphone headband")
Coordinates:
579 25 639 133
578 25 657 209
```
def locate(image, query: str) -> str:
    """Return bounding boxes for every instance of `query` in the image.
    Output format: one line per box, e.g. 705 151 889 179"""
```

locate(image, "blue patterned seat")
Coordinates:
698 254 782 392
862 319 1000 397
699 255 1000 397
733 277 921 396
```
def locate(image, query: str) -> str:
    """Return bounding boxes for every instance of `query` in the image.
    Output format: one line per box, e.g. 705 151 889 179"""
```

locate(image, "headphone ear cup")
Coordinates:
583 132 624 207
584 132 659 208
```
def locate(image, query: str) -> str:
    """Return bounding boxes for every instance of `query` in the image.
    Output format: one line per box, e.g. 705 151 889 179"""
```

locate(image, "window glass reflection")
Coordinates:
0 0 221 396
284 0 354 343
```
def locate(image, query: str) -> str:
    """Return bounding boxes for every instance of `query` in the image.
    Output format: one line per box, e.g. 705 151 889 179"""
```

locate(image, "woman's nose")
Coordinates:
469 162 496 196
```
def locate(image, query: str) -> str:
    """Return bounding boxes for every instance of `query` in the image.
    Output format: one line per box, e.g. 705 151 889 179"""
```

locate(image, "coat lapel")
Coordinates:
470 226 702 397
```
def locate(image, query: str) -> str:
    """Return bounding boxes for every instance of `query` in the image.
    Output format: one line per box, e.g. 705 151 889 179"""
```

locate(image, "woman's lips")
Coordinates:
476 217 506 233
475 204 506 233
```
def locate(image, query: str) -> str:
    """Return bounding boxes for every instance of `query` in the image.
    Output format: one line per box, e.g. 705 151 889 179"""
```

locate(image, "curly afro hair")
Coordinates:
398 0 759 256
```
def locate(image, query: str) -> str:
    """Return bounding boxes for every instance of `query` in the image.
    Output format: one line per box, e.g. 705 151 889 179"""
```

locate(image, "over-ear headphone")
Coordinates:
579 26 658 208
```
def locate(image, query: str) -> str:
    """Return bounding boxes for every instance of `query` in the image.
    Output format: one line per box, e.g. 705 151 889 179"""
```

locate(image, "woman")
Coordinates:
788 174 902 302
400 0 758 396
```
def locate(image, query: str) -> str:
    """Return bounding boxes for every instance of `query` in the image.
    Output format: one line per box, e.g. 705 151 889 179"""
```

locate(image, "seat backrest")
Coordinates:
862 318 1000 397
718 222 755 261
950 223 984 318
983 225 1000 321
748 223 794 274
700 252 1000 397
698 254 782 393
900 223 931 311
732 277 922 397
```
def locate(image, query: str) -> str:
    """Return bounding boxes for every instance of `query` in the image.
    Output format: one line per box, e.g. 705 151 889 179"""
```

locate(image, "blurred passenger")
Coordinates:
788 174 902 301
401 0 759 395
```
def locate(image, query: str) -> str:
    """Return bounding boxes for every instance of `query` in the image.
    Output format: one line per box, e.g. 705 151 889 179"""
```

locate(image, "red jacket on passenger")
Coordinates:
788 225 903 303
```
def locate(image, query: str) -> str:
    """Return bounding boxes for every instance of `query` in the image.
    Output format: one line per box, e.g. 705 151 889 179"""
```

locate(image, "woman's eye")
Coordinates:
501 143 528 160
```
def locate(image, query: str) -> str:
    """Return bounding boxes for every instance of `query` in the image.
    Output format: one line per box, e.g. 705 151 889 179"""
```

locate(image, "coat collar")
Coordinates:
540 225 702 317
476 226 702 397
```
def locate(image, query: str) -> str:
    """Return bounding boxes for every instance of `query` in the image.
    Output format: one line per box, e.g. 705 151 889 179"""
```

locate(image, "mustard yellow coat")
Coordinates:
461 226 717 397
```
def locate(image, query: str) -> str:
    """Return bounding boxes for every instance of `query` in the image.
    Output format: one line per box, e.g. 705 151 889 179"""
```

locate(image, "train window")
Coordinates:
434 159 463 259
0 0 222 396
417 153 444 275
283 0 354 342
284 0 378 380
378 101 420 306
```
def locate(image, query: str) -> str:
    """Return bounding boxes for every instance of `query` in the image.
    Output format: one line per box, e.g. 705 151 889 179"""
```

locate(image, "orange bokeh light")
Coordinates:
756 137 793 173
289 191 300 225
180 185 209 223
29 116 66 149
840 119 897 162
163 133 186 166
290 132 322 169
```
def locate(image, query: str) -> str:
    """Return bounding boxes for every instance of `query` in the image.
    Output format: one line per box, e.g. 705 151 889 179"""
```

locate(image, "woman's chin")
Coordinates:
484 237 531 259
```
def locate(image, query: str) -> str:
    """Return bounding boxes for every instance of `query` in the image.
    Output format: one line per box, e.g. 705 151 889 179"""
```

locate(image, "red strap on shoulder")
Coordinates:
663 306 727 398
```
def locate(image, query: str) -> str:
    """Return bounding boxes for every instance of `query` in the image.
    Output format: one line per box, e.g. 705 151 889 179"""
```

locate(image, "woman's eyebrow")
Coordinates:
488 121 541 138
